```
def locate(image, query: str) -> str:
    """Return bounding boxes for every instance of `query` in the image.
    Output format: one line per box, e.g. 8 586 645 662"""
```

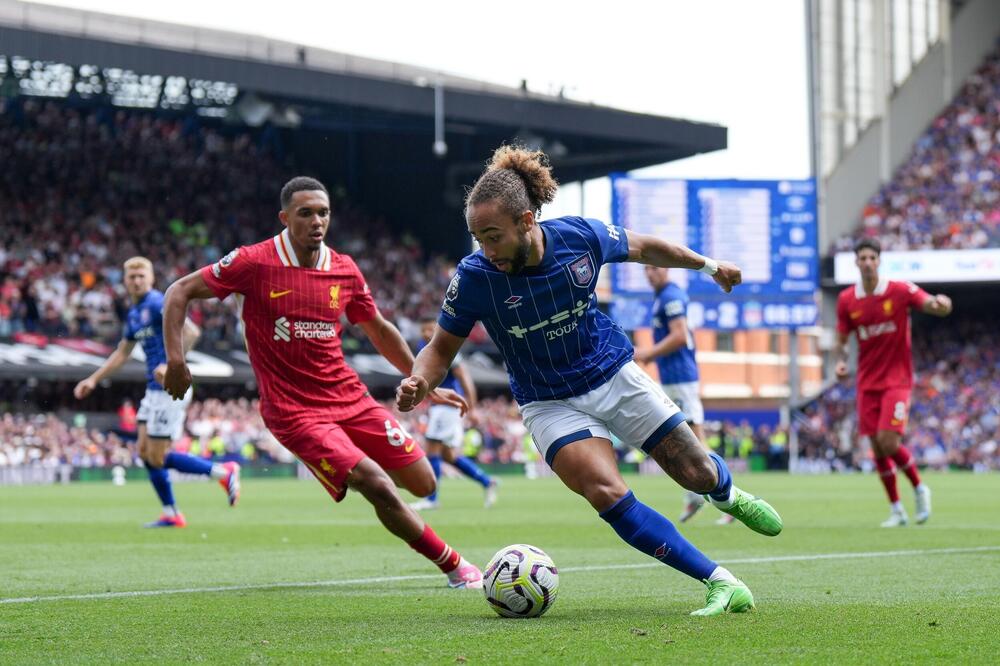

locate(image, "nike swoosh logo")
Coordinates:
270 289 292 298
404 442 415 453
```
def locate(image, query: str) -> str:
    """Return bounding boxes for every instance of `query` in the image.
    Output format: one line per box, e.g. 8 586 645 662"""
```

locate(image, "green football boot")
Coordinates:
710 487 783 536
690 579 755 616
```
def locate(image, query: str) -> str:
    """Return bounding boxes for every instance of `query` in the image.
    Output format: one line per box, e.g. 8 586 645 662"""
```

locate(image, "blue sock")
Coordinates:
707 452 733 502
147 466 175 507
164 452 213 476
453 456 491 488
600 490 716 582
427 455 441 502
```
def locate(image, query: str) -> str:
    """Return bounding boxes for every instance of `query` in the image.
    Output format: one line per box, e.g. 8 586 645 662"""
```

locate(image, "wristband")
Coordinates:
698 257 719 276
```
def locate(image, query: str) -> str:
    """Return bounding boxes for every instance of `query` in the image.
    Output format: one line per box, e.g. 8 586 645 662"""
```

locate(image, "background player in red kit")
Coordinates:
836 238 952 527
160 176 483 588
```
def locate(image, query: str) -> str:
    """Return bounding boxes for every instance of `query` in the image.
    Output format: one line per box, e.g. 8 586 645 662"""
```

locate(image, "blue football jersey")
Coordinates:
417 340 464 396
123 289 167 390
650 282 699 384
439 216 632 405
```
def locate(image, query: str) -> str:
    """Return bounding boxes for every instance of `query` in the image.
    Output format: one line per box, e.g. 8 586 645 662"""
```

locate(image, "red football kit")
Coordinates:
837 277 930 436
201 229 421 500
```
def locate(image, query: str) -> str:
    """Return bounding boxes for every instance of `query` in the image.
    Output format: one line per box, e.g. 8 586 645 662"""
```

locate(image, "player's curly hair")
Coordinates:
465 145 559 220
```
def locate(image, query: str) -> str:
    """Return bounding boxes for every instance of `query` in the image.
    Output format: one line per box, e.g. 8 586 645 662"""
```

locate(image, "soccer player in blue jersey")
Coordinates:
634 266 734 526
74 257 240 527
410 317 498 511
397 146 783 616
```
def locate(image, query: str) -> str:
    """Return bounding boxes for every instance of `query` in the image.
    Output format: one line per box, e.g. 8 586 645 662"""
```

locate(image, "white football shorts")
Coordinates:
137 387 192 441
518 361 686 466
424 404 464 448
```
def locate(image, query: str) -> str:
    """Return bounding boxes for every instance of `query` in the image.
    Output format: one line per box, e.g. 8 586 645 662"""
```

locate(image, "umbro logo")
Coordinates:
273 316 291 342
505 295 523 310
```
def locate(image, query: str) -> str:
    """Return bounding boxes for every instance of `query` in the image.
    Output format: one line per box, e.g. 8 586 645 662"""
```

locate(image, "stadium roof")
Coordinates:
0 0 727 254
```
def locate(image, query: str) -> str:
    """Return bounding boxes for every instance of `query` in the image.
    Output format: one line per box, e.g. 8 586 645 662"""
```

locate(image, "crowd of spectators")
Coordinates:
0 97 471 349
796 319 1000 472
833 42 1000 252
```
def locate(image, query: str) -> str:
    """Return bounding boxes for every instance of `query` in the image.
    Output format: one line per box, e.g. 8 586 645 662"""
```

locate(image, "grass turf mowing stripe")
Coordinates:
3 544 997 605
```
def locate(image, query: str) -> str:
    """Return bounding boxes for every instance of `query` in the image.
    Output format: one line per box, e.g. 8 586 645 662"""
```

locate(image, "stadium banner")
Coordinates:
833 248 1000 284
610 177 818 329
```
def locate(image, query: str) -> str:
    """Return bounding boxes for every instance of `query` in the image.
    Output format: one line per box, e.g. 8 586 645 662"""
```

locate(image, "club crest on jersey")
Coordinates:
212 248 239 277
140 308 150 324
329 284 340 310
568 254 595 288
446 274 461 301
882 300 893 315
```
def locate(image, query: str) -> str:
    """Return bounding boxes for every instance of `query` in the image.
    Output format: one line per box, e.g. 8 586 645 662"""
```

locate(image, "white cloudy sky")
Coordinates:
34 0 812 218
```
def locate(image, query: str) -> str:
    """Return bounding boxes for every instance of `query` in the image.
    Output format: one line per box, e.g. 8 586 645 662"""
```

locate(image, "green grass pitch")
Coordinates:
2 472 998 664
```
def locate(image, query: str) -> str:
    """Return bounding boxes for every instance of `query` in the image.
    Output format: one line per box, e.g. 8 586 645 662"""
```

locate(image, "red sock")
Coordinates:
874 456 899 503
408 523 462 573
890 446 921 488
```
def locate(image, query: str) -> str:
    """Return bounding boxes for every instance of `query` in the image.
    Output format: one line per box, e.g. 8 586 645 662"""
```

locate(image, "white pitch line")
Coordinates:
3 545 997 605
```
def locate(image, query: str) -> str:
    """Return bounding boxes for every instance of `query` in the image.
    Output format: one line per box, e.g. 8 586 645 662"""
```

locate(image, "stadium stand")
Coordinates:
833 41 1000 252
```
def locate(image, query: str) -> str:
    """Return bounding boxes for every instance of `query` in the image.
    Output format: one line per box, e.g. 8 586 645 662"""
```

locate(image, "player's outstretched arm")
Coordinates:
624 229 741 293
162 271 216 400
73 338 136 399
922 294 952 317
397 326 465 412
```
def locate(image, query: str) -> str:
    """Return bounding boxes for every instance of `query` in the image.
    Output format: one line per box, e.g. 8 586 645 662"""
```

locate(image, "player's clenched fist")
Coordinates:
396 375 430 412
713 261 742 293
163 361 192 401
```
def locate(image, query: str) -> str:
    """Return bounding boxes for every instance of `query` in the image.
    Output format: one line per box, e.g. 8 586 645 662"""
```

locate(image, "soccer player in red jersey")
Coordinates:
835 238 952 527
159 176 483 588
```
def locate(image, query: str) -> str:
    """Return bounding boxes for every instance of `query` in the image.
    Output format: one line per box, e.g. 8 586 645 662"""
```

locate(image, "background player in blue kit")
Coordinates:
410 316 498 510
397 146 783 616
74 256 241 527
634 266 735 526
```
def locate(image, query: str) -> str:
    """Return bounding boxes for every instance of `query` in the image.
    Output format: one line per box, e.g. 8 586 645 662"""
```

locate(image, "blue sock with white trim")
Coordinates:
427 455 441 502
600 490 716 581
707 452 733 503
453 456 491 488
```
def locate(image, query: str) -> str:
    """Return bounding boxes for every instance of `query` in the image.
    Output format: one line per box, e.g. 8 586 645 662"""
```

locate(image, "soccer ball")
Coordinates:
482 544 559 618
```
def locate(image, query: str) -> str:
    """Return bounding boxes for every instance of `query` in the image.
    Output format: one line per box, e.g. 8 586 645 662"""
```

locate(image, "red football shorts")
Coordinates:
857 387 911 437
268 404 423 502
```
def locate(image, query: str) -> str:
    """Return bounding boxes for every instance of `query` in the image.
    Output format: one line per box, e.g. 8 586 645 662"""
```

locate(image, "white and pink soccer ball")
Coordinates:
482 544 559 618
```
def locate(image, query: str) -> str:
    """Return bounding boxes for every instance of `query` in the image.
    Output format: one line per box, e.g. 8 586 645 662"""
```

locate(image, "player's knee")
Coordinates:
407 474 437 498
583 479 630 513
353 470 405 507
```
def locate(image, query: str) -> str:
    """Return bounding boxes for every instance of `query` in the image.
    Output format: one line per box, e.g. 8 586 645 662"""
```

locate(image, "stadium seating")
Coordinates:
796 317 999 471
833 42 1000 252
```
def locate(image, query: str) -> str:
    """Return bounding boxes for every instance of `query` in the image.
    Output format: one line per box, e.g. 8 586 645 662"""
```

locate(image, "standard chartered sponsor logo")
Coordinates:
857 320 897 341
273 317 336 341
273 317 291 342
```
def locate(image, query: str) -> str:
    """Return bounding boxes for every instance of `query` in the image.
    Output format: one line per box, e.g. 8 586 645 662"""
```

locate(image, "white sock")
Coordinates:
209 464 227 479
891 501 904 513
710 485 736 509
915 483 927 493
707 566 738 584
162 505 177 518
